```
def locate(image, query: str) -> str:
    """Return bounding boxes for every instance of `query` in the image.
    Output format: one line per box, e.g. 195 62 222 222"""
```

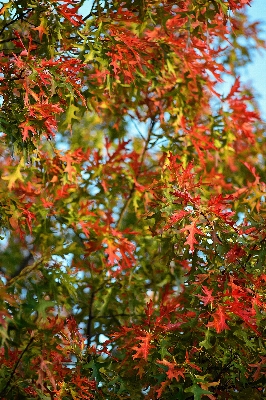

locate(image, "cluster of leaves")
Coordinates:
0 0 265 399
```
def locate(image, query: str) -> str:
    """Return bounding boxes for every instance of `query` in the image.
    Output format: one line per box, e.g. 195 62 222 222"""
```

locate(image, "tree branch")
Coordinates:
86 290 95 351
10 252 34 280
116 118 156 229
82 0 97 22
0 336 34 397
0 10 32 37
6 257 44 287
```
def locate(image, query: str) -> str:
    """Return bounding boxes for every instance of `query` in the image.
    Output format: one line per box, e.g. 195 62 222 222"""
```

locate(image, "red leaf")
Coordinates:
243 162 261 185
164 210 189 230
19 121 37 141
57 3 83 26
156 380 170 398
197 286 215 306
185 350 202 372
225 244 246 263
226 77 241 100
207 306 230 333
249 356 266 380
157 359 185 381
132 332 153 361
103 238 120 265
180 220 204 251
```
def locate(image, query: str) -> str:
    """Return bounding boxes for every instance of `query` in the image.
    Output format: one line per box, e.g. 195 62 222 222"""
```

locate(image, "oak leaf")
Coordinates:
180 220 204 251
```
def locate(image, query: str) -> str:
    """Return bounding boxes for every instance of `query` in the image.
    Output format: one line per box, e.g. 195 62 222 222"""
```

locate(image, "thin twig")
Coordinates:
6 257 44 287
0 37 16 44
0 336 34 397
96 313 139 319
116 185 135 230
82 0 97 22
131 118 145 141
0 10 32 37
116 118 156 229
10 252 34 279
5 247 60 287
86 291 95 350
139 119 156 169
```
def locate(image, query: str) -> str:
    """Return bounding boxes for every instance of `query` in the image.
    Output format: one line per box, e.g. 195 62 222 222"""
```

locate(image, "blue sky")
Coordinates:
245 0 266 118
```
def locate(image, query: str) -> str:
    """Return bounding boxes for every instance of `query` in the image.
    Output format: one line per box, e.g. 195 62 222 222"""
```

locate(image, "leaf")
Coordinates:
2 157 25 189
62 102 80 129
85 360 102 383
36 357 57 391
180 220 204 252
199 378 220 400
32 18 48 41
197 286 215 306
19 121 38 141
207 306 230 334
156 359 185 381
36 299 55 319
249 356 266 380
226 77 241 100
184 384 213 400
185 350 202 372
158 338 172 358
132 332 153 361
225 244 246 263
243 162 261 185
164 210 189 230
199 329 213 350
103 238 120 265
57 3 83 26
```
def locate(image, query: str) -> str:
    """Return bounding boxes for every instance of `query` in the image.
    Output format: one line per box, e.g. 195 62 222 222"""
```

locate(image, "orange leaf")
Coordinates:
207 306 230 333
180 220 204 251
132 332 153 361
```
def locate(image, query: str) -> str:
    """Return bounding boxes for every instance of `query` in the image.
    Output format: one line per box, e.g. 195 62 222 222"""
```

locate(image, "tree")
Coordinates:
0 0 265 398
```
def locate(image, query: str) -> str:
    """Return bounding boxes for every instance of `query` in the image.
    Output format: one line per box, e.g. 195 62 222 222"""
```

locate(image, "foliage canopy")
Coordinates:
0 0 265 398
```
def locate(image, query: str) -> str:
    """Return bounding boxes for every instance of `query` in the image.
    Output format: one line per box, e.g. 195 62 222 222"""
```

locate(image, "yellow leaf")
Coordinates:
2 157 25 189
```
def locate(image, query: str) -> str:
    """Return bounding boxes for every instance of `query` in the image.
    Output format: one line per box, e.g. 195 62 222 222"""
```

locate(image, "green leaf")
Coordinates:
184 384 213 400
199 329 213 350
62 103 80 128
